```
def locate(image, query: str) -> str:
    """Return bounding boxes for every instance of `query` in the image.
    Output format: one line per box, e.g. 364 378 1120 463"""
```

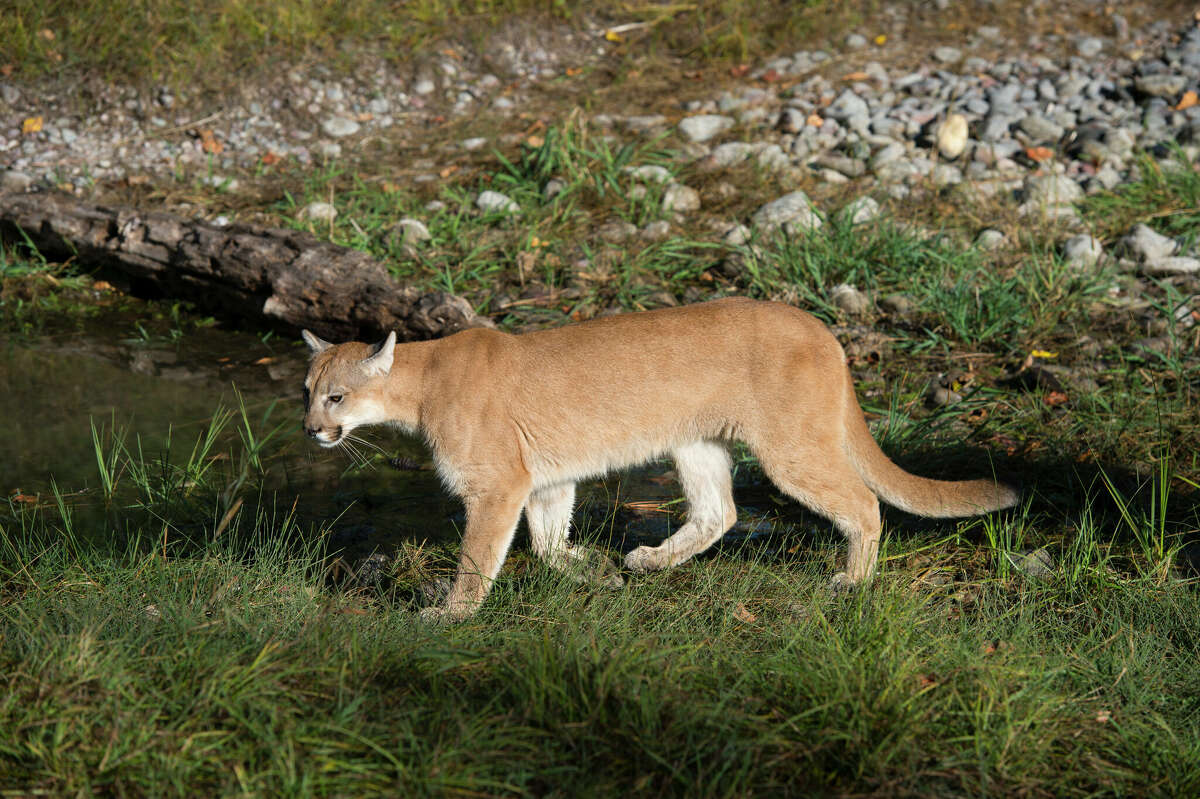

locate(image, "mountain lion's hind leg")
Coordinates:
755 442 881 588
526 483 624 588
624 441 737 573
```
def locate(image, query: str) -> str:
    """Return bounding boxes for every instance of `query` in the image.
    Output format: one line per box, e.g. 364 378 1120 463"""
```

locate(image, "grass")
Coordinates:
3 409 1200 796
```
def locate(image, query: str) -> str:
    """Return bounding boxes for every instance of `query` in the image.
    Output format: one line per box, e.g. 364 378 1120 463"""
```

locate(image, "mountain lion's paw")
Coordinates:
624 545 666 573
418 605 456 625
829 572 860 593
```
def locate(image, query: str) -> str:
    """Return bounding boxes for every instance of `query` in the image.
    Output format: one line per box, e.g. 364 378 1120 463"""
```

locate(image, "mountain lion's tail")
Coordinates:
842 378 1019 517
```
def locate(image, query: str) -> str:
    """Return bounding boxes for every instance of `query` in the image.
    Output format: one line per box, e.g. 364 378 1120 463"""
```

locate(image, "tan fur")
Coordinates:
301 298 1018 621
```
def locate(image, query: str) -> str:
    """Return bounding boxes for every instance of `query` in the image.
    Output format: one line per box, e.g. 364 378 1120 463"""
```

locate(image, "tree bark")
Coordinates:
0 191 492 341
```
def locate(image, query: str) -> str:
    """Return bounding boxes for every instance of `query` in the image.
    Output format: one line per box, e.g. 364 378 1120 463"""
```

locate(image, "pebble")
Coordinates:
1135 74 1187 98
1141 256 1200 276
1024 174 1084 207
1062 234 1103 270
299 201 338 222
678 115 734 143
831 283 871 315
476 190 520 215
932 46 962 64
393 218 432 244
976 229 1006 250
1118 223 1177 262
751 191 822 231
626 164 672 183
1 169 34 192
641 220 672 241
662 183 701 213
935 114 969 159
321 116 360 138
843 196 880 225
543 178 567 200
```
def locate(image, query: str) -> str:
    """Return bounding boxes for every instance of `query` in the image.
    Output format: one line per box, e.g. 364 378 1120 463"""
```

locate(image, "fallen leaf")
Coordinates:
565 67 582 77
525 135 545 148
92 280 114 291
38 28 55 41
0 64 13 77
1044 390 1070 407
916 674 937 689
842 71 870 81
260 151 282 166
1176 90 1198 111
21 116 43 134
356 112 374 122
10 493 38 504
966 407 989 424
1095 709 1111 723
874 34 887 45
733 603 757 623
1024 146 1053 162
806 113 824 127
253 356 274 365
1030 349 1058 359
197 128 223 154
604 29 622 42
761 68 782 83
729 63 750 78
438 165 459 178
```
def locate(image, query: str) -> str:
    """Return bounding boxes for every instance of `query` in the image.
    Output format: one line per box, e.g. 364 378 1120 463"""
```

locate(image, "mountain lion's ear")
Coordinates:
361 331 396 376
302 329 333 355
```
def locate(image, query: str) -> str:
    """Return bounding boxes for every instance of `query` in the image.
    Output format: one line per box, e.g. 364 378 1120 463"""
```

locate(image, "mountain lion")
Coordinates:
302 297 1017 622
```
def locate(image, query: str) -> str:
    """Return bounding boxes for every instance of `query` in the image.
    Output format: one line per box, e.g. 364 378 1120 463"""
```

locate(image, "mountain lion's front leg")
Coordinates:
422 483 530 623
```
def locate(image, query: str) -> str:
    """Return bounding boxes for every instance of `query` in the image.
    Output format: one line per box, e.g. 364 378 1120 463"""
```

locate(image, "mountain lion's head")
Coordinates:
301 330 396 447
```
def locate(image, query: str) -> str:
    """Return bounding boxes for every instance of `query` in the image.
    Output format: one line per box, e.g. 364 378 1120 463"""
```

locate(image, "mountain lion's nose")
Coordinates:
305 424 322 438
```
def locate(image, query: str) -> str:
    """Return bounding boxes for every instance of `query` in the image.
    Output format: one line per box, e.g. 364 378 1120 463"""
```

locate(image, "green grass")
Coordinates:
3 397 1200 795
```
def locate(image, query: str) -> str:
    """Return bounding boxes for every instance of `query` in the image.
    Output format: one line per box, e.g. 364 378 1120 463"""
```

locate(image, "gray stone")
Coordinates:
597 219 638 243
845 33 868 50
1018 114 1065 142
393 218 432 244
831 283 871 315
1118 223 1177 263
1135 74 1187 98
710 142 756 167
752 191 821 231
975 229 1006 250
543 178 567 200
778 107 805 134
1062 235 1103 270
476 190 520 215
624 115 669 133
1008 547 1056 581
413 78 436 95
844 196 880 225
1024 174 1084 207
879 293 915 315
723 224 752 246
321 116 360 138
931 164 963 186
298 201 338 223
826 90 870 127
0 170 34 193
932 46 962 64
1076 37 1104 58
0 84 20 105
626 164 672 183
460 137 488 151
1141 256 1200 276
814 153 865 178
871 142 907 170
641 220 672 241
678 114 734 143
755 144 789 172
662 183 701 213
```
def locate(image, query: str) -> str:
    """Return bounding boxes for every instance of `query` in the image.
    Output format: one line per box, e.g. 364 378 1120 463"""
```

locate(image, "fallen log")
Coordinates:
0 191 492 341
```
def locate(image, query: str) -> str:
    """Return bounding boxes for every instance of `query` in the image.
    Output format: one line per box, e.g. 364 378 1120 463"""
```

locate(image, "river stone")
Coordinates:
626 164 672 183
1 169 34 192
321 116 360 138
1141 256 1200 276
298 201 337 222
936 114 969 159
1024 174 1084 207
844 196 880 225
931 164 963 187
1119 223 1177 262
1076 37 1104 58
752 191 822 231
393 218 432 244
1062 235 1103 270
662 183 701 213
678 114 734 143
543 178 567 200
976 229 1006 250
477 190 520 215
1135 74 1187 98
723 224 752 246
711 142 756 167
641 220 672 241
932 46 962 64
831 283 871 315
1018 114 1065 143
827 90 869 126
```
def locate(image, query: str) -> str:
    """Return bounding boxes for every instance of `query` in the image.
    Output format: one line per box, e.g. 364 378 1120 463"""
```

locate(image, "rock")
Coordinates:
1141 256 1200 276
624 115 669 133
932 46 962 64
597 219 638 243
723 224 752 246
662 183 701 213
392 218 432 244
845 33 868 49
1024 174 1084 207
814 153 866 178
752 191 822 232
935 114 969 159
1018 114 1065 143
844 196 880 225
931 164 963 187
1 170 34 193
710 142 756 167
1008 547 1056 581
927 384 963 407
460 137 488 151
1135 74 1187 98
827 90 869 127
1077 37 1104 58
626 164 672 183
1062 235 1103 270
831 283 871 315
641 220 671 241
298 201 338 223
879 293 915 315
976 229 1006 250
477 190 520 215
678 115 734 143
321 116 361 138
543 178 567 200
1118 223 1177 263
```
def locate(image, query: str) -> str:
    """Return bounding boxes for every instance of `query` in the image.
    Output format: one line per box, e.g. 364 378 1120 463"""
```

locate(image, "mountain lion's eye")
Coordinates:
328 394 343 404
